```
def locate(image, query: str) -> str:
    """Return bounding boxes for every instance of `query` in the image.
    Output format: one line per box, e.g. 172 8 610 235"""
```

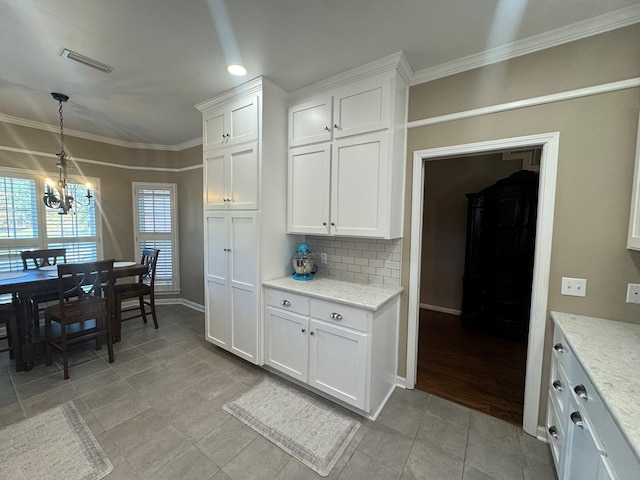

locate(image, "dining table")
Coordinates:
0 261 148 371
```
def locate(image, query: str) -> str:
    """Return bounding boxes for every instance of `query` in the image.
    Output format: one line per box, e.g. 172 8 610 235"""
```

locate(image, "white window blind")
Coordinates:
133 183 179 292
0 171 101 273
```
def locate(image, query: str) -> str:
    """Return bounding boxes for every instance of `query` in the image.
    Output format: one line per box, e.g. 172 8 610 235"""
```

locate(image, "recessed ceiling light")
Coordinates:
60 48 114 73
226 64 247 76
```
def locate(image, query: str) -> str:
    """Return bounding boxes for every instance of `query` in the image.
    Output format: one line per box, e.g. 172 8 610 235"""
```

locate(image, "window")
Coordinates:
0 169 100 302
132 183 179 293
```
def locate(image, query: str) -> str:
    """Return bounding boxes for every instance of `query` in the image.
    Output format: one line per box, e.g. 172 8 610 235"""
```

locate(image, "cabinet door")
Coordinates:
563 404 601 480
203 107 226 150
333 77 390 139
227 95 258 146
331 132 389 237
289 95 332 147
202 96 258 150
308 318 368 410
228 212 259 363
264 307 309 382
204 149 227 209
287 144 331 235
228 142 259 209
205 213 230 347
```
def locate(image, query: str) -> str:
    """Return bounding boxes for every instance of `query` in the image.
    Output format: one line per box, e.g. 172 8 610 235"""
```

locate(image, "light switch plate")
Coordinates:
561 277 587 297
626 283 640 304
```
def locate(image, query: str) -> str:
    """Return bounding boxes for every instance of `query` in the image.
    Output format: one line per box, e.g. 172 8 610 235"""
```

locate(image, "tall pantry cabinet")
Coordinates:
196 77 293 364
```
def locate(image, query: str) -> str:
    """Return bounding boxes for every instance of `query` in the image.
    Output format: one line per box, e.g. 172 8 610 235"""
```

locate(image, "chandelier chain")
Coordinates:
58 99 65 154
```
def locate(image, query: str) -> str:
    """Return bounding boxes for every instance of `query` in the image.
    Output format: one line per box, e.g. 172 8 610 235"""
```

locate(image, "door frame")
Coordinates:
406 132 559 436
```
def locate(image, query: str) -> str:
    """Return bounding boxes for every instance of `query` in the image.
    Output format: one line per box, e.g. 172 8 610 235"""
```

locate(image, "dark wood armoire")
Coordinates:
461 170 539 340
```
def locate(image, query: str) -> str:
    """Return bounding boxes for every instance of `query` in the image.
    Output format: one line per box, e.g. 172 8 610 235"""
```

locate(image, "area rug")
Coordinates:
223 379 361 476
0 402 113 480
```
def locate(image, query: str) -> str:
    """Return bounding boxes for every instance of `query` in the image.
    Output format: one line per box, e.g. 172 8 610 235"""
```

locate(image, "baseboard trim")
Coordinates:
419 303 462 316
121 297 204 312
395 376 408 389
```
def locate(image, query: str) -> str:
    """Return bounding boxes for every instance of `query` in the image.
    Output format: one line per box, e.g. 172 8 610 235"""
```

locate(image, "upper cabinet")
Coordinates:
202 95 258 150
286 53 411 239
288 77 390 147
627 113 640 250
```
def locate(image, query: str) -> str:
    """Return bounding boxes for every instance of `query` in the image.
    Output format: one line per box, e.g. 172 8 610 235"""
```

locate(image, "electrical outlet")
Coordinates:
561 277 587 297
626 283 640 304
320 252 328 264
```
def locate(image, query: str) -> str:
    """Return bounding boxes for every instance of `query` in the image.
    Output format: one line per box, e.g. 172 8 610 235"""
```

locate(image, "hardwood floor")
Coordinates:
415 308 528 426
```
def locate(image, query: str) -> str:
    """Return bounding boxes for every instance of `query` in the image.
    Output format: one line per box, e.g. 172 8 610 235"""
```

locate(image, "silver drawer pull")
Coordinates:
574 384 588 400
552 380 563 392
281 300 291 307
301 328 306 333
553 343 564 352
330 312 343 320
548 426 558 439
570 411 584 427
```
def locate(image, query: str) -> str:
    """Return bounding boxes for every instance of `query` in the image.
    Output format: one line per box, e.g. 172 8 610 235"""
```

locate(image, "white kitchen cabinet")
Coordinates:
204 142 258 209
627 112 640 250
286 53 409 239
202 95 258 150
263 284 399 419
198 77 294 365
548 318 640 480
205 211 258 363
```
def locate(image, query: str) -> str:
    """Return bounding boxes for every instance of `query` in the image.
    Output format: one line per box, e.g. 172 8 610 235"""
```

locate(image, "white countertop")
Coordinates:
263 276 403 311
551 311 640 461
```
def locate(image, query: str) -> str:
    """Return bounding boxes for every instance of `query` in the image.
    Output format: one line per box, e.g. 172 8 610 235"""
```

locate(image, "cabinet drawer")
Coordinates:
546 392 565 474
552 326 574 378
571 362 605 437
550 354 571 416
310 298 370 332
265 289 310 316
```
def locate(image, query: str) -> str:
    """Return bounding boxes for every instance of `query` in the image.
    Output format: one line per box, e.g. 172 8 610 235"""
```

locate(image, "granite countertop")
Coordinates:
263 276 403 311
550 311 640 461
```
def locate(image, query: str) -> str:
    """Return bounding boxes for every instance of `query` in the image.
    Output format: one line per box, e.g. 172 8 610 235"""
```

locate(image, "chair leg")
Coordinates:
115 296 123 342
61 324 69 380
139 296 148 324
148 294 158 329
105 314 115 364
45 315 53 367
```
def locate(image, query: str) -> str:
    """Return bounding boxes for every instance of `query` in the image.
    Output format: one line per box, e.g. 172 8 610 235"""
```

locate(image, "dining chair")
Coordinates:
113 249 160 341
0 301 19 361
44 259 115 380
20 248 68 329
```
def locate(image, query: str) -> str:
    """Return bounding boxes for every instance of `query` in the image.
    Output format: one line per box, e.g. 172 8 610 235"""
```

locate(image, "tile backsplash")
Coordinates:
304 236 402 286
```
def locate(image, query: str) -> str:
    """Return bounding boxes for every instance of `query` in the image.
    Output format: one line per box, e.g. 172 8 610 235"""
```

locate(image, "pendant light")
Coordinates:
43 92 93 215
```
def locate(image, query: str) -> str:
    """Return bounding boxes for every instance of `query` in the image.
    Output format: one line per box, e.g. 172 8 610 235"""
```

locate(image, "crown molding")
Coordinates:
411 5 640 86
0 113 201 152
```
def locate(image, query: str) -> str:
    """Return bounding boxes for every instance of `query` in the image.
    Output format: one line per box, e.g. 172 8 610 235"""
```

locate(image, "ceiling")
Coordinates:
1 0 639 149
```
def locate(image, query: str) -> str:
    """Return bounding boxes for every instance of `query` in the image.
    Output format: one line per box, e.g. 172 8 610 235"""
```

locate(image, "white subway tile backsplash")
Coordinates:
305 236 402 285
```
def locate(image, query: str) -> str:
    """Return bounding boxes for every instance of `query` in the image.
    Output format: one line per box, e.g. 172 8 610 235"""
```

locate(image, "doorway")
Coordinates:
416 149 540 425
406 132 559 436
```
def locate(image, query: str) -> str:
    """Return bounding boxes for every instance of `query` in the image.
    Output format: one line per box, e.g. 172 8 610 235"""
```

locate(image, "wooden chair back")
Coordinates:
139 248 160 289
21 248 67 269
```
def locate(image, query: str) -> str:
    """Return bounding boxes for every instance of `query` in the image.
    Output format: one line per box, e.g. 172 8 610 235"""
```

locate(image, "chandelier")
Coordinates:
43 92 93 215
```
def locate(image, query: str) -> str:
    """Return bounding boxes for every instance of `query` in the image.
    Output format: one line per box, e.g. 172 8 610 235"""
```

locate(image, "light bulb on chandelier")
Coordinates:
43 92 93 215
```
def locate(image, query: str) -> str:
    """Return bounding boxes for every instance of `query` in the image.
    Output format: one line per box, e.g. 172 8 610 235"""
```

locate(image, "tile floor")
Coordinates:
0 304 557 479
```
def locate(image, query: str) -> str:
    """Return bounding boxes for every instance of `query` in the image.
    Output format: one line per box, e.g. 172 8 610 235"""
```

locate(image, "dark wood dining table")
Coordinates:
0 261 147 371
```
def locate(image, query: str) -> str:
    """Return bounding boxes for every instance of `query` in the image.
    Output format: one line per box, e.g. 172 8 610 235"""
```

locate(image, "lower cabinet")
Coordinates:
547 323 640 480
264 287 398 418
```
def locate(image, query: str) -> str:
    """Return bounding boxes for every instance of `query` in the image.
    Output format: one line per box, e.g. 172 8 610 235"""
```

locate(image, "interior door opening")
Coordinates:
416 149 541 425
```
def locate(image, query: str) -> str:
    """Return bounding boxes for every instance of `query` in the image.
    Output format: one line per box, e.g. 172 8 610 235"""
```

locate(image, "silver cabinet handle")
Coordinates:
570 411 584 428
574 384 588 400
553 343 564 352
333 124 339 129
552 380 563 392
324 126 330 132
301 328 306 333
548 426 558 439
281 300 291 307
310 331 315 336
330 313 343 320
